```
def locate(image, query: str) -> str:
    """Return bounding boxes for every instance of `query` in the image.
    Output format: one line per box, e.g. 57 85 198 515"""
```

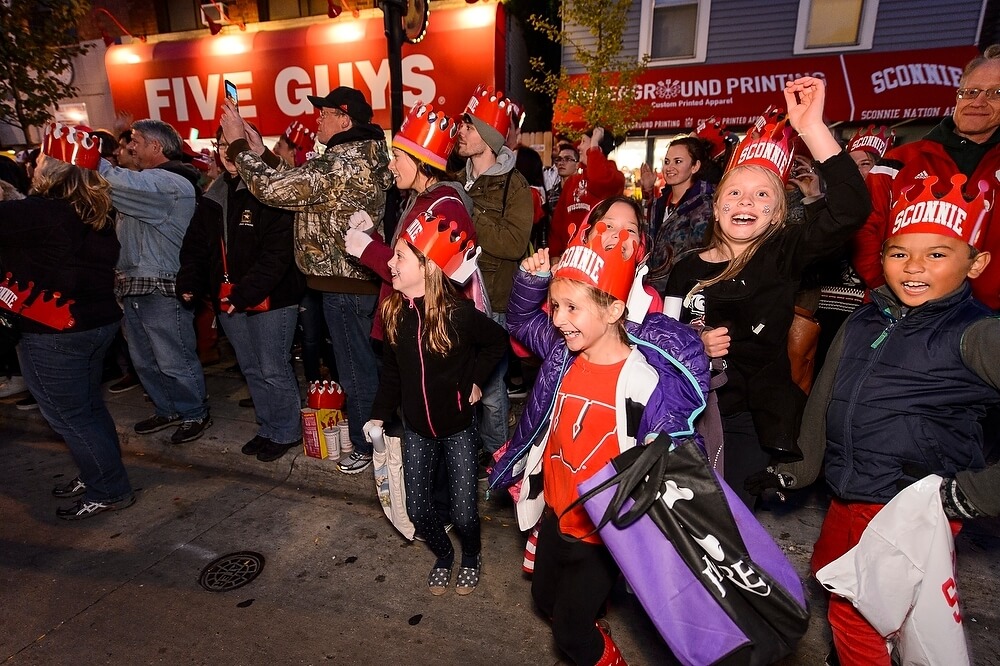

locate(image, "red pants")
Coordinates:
812 498 962 666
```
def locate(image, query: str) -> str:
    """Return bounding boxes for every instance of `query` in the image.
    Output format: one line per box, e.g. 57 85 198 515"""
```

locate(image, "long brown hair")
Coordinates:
688 165 787 296
379 243 461 355
31 157 113 231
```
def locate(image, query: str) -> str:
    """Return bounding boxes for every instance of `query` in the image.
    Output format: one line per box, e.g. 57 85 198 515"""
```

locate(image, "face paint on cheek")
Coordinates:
722 204 731 212
763 205 771 214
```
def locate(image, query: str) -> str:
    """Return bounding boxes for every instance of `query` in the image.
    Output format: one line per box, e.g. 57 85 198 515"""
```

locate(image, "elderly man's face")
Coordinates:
954 60 1000 143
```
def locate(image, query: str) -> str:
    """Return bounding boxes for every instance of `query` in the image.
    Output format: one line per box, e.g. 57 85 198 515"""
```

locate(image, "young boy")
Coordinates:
758 175 1000 665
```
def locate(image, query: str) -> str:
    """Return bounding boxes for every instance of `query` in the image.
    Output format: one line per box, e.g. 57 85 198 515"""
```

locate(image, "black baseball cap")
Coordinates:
307 86 374 123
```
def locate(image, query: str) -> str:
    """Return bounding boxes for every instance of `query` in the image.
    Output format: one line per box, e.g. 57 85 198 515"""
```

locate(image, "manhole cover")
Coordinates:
199 551 265 591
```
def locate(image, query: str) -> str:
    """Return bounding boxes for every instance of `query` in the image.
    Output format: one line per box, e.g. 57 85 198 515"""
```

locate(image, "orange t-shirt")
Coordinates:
543 355 627 543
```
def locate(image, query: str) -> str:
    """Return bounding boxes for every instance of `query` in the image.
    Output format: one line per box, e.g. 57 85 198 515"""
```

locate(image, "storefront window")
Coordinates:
268 0 330 20
165 0 201 32
794 0 879 53
641 0 710 64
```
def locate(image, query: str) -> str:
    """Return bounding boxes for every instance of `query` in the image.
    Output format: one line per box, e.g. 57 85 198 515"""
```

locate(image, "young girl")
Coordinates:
490 199 708 665
663 77 871 508
364 213 506 596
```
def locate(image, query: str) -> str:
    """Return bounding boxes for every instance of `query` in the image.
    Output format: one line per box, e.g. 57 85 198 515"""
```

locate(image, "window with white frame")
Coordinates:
641 0 710 64
794 0 879 53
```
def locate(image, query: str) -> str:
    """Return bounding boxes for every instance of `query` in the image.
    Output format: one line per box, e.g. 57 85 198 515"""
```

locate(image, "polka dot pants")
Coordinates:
402 423 481 561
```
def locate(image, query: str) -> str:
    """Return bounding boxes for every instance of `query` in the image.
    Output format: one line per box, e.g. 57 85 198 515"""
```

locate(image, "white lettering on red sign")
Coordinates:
871 63 962 94
559 245 604 284
143 57 435 123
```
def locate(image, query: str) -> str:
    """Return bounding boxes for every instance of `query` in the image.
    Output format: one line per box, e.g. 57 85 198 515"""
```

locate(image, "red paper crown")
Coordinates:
693 116 729 160
727 107 797 182
890 175 992 250
554 221 639 303
846 125 895 159
401 211 481 284
463 85 515 142
42 122 101 170
0 273 76 330
285 121 317 150
307 380 345 409
392 102 458 172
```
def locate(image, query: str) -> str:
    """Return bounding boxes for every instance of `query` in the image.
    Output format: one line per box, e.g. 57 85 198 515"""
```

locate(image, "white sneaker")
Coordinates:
0 375 27 398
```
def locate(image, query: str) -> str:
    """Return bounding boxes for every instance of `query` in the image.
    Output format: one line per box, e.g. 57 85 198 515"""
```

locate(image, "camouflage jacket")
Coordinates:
233 125 393 281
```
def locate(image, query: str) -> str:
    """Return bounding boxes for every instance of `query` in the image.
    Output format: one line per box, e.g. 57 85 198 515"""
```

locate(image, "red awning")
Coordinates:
104 4 504 138
554 46 978 131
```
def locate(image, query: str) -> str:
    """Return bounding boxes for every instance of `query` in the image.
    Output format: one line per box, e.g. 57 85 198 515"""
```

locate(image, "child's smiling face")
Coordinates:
549 279 624 361
881 232 990 307
713 166 781 247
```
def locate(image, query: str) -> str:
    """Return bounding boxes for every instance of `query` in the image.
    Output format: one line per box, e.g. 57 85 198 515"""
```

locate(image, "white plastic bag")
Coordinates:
816 475 969 666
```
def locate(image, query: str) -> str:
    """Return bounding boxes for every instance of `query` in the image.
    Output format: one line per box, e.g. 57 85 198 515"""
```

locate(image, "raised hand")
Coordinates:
521 248 552 275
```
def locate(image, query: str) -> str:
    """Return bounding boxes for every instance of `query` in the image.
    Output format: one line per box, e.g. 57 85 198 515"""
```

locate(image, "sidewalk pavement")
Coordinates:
2 346 999 664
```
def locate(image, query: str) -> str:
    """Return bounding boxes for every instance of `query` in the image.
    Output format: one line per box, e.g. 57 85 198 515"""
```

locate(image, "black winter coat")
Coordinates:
178 173 304 313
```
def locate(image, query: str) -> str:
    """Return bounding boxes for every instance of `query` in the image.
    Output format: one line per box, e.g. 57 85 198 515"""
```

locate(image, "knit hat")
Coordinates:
889 174 991 250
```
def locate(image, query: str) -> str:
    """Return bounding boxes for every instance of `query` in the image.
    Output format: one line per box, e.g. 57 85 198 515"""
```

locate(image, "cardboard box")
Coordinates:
301 408 344 459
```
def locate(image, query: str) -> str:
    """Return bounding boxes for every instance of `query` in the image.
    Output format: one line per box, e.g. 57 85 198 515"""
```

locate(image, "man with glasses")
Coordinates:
220 86 394 475
854 45 1000 309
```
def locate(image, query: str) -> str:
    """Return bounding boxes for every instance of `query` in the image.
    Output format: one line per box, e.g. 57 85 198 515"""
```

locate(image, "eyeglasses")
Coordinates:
554 156 578 164
319 108 347 119
956 87 1000 100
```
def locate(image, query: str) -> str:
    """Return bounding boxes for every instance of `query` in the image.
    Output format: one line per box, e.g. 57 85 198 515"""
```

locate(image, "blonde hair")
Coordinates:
688 165 786 297
380 244 460 355
549 277 630 346
31 158 113 231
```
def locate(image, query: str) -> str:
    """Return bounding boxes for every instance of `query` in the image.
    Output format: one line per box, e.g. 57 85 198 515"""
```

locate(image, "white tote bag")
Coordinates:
372 432 415 540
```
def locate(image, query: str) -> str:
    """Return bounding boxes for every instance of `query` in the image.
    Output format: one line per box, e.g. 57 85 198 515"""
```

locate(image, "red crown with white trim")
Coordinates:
890 175 992 250
401 211 481 285
42 122 101 170
554 221 639 303
392 102 458 172
846 125 895 159
307 380 345 409
285 121 317 151
0 273 76 330
727 107 797 182
693 116 729 160
463 85 515 142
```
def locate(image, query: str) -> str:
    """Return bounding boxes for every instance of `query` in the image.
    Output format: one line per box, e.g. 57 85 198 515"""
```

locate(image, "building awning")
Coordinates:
104 4 504 138
556 46 979 131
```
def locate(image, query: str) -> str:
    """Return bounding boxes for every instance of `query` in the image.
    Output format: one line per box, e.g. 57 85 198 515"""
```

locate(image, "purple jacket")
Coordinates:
488 269 710 496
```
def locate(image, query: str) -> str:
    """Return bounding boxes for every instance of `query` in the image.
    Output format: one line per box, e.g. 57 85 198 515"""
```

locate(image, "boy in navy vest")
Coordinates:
749 174 1000 665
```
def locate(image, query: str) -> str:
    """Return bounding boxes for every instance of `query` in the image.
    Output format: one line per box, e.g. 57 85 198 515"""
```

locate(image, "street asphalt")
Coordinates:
2 344 999 665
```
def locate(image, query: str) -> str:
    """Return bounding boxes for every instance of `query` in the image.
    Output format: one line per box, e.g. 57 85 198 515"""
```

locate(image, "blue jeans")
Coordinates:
219 305 302 444
299 288 335 383
322 292 378 455
403 423 481 561
123 292 207 421
478 311 509 454
18 323 133 503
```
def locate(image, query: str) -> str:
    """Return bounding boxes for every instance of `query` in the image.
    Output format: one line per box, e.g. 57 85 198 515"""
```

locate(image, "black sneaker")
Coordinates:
241 435 270 456
108 373 141 394
56 494 136 520
15 395 38 410
170 416 212 444
52 476 87 498
506 383 528 399
256 439 300 462
134 414 179 435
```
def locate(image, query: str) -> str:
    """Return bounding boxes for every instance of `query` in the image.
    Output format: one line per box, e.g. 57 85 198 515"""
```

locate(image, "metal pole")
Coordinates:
380 0 406 134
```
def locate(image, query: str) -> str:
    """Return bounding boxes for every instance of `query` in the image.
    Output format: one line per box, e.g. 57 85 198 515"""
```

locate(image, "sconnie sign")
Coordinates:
557 46 977 130
104 5 503 138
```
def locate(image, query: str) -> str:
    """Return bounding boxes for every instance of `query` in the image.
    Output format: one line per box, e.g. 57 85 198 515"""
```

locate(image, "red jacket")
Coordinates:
855 127 1000 309
548 147 625 257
